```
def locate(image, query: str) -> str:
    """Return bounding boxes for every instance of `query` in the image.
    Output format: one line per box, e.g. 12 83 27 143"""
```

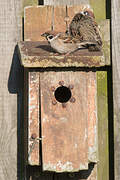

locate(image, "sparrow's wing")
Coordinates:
79 18 102 45
69 14 102 49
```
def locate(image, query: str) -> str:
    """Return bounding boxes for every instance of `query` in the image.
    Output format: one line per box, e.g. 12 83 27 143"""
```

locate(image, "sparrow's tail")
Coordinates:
77 41 97 49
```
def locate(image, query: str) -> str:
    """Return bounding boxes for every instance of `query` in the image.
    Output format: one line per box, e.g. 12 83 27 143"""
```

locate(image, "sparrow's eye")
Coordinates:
47 35 54 40
84 11 89 16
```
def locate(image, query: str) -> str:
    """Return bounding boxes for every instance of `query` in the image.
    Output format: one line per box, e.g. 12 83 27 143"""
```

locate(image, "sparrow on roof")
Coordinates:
68 9 102 51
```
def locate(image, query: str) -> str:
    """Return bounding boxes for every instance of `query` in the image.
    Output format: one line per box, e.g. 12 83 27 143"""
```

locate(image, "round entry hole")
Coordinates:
54 86 72 103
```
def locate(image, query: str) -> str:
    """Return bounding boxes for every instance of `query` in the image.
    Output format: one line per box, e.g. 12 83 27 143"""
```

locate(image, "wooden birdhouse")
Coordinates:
18 5 110 179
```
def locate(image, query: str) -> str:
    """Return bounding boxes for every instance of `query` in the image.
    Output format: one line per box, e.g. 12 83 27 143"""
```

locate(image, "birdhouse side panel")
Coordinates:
28 71 40 165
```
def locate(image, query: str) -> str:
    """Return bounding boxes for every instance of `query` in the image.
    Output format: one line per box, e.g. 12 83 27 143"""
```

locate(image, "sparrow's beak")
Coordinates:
41 33 46 37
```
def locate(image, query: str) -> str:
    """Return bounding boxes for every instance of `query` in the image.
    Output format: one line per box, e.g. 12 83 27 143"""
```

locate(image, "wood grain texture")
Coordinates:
28 72 40 165
40 71 88 172
0 0 22 180
40 71 98 173
24 5 95 41
24 5 107 42
18 41 108 68
97 72 109 180
87 72 98 163
44 0 106 20
112 0 120 179
44 0 89 5
24 6 53 41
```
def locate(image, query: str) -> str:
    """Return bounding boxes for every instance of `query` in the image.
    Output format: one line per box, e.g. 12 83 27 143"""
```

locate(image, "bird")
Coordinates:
43 33 96 55
68 9 102 51
41 8 102 53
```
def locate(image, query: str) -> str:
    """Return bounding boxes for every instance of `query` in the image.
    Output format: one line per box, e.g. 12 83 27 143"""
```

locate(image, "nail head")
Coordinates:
70 97 76 103
59 81 64 86
52 99 57 105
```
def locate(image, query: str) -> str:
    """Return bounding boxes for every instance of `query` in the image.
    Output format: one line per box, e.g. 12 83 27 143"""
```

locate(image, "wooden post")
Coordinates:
0 0 23 180
112 0 120 180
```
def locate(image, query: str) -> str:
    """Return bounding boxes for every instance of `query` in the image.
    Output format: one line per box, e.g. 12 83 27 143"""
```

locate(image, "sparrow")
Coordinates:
68 10 102 51
43 33 96 55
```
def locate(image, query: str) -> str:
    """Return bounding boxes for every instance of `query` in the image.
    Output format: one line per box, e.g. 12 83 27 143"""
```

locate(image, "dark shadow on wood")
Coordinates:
25 163 95 180
107 66 114 180
22 17 24 41
106 5 114 179
106 0 111 19
8 45 25 180
38 0 44 5
106 0 114 178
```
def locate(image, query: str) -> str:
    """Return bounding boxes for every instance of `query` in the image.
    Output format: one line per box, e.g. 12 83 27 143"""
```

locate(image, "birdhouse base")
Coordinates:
18 40 110 68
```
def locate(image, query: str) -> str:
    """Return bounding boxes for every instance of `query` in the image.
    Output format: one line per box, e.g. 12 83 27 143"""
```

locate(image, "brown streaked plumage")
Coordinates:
69 10 102 51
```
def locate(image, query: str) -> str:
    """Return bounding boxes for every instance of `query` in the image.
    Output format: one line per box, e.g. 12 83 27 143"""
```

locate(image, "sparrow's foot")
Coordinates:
64 52 72 56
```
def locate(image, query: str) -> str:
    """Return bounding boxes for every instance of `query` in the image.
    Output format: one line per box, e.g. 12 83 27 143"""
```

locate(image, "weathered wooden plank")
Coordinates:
53 5 92 33
0 0 22 179
40 71 98 173
28 72 40 165
87 72 98 163
44 0 106 20
40 71 88 172
24 6 53 41
97 71 109 180
24 5 107 42
44 0 89 5
112 0 120 179
22 0 38 16
24 5 94 41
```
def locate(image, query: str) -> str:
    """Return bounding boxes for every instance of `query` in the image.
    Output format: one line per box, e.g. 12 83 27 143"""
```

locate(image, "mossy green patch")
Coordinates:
22 0 38 16
97 71 109 180
90 0 106 20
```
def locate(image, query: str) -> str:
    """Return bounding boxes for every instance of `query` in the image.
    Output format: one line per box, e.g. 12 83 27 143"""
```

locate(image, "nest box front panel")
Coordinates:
40 71 98 172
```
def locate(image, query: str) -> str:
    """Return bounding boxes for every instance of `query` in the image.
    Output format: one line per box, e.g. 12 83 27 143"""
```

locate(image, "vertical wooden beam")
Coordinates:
0 0 22 179
112 0 120 179
28 72 40 165
97 71 109 180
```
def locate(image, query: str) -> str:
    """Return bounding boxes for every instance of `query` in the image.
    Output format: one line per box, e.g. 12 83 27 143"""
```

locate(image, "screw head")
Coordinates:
70 97 76 103
51 86 55 92
68 84 74 90
52 99 57 105
59 80 64 86
31 133 37 140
